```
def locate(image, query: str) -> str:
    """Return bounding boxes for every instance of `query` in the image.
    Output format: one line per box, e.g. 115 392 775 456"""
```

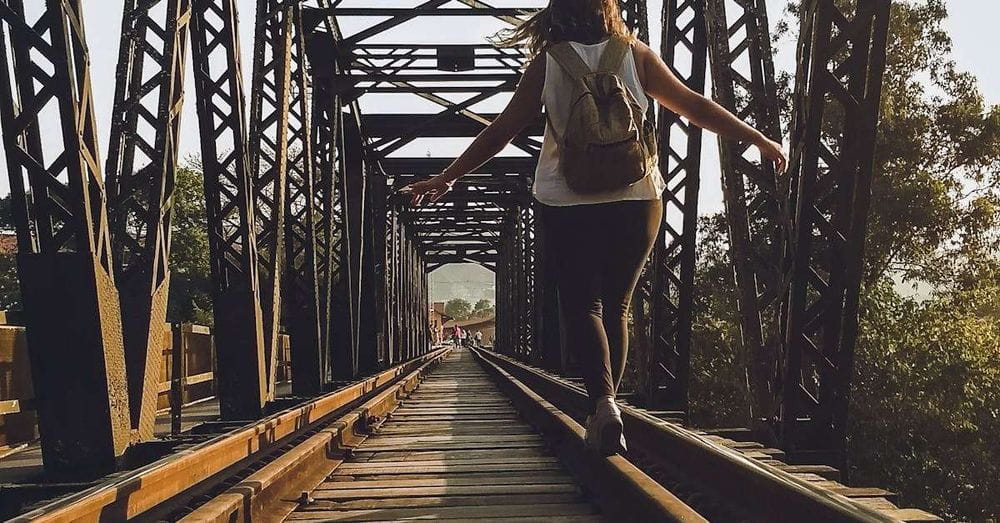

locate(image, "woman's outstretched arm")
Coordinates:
402 55 546 205
633 41 788 174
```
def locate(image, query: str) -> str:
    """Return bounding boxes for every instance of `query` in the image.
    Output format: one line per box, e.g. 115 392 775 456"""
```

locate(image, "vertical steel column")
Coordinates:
518 206 536 360
704 0 785 428
188 0 267 419
248 0 294 399
283 6 324 395
330 113 365 378
0 0 131 475
533 201 561 370
372 185 390 367
358 176 383 373
394 206 403 363
310 76 339 384
780 0 891 465
105 0 191 441
642 0 708 410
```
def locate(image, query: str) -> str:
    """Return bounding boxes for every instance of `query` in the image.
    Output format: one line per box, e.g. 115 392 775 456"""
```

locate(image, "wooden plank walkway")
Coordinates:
286 348 602 522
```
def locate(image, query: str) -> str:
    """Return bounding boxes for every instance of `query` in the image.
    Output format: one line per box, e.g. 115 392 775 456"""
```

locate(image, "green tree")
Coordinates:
685 2 1000 519
167 164 213 325
472 298 495 318
445 298 472 320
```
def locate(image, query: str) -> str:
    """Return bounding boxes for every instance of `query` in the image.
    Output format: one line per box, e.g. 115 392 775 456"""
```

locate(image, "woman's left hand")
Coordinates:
400 176 453 206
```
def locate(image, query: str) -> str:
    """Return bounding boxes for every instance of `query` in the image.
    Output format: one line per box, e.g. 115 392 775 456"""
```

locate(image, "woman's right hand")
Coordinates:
400 176 454 206
756 137 788 175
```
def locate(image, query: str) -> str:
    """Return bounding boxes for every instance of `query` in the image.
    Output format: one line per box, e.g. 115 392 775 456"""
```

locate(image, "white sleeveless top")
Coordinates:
533 39 666 206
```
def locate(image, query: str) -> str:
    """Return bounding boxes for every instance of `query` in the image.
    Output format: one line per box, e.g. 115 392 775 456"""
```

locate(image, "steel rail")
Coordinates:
178 349 452 522
470 350 707 522
471 348 897 523
12 348 451 522
175 346 706 522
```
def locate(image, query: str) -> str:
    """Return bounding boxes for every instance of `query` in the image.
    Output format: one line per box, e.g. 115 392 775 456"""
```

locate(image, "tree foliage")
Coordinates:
445 298 473 320
686 1 1000 520
167 164 213 325
472 298 495 318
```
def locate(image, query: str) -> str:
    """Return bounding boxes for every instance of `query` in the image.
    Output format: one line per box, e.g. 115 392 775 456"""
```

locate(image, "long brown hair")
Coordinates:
491 0 634 57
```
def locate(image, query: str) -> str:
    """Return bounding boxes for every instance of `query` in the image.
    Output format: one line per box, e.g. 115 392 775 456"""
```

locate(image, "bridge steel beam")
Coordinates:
283 6 325 395
636 0 708 411
310 73 339 387
780 0 891 466
329 111 365 380
0 0 131 476
188 0 267 420
704 0 785 433
105 0 190 442
248 0 294 400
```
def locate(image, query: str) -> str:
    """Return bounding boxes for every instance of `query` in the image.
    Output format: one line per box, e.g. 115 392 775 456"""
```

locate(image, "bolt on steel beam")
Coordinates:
105 0 191 442
780 0 891 466
188 0 267 420
0 0 131 476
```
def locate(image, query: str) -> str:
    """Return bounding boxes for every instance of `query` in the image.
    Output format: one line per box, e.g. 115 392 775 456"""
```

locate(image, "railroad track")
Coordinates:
11 346 940 522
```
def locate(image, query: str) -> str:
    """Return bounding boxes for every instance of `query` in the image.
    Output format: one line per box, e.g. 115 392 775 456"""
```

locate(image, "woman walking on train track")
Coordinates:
402 0 787 455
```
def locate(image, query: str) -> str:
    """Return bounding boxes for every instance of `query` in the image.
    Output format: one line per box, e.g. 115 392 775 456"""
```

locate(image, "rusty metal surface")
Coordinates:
188 0 268 420
0 0 132 477
11 348 450 522
105 0 191 442
779 0 892 465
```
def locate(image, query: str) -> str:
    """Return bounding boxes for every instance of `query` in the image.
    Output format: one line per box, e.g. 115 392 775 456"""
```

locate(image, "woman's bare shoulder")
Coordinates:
630 39 654 86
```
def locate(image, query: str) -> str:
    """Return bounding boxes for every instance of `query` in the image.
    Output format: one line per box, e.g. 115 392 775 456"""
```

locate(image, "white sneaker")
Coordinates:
590 398 627 455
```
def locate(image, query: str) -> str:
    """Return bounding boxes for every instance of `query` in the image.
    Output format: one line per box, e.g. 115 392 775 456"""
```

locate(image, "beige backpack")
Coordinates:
545 37 658 194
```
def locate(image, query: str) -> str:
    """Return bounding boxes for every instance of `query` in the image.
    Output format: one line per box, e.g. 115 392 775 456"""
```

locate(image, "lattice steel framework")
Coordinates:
283 5 324 395
105 0 190 441
780 0 891 464
0 0 131 476
0 0 892 474
704 0 785 429
248 0 294 399
188 0 267 420
633 0 707 411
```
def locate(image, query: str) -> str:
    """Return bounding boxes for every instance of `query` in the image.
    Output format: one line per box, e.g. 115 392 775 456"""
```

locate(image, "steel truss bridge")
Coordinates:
0 0 940 521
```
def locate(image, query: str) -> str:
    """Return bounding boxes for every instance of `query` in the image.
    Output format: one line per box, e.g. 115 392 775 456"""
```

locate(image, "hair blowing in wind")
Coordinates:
491 0 635 56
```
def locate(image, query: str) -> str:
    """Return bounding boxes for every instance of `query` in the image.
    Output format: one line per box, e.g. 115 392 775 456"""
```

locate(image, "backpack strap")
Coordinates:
547 42 592 81
597 36 630 74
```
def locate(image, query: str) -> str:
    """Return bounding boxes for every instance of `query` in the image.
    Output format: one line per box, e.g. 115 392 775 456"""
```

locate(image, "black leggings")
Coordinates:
541 199 662 412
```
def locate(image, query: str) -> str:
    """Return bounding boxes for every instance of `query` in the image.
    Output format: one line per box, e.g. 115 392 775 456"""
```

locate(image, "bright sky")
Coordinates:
1 0 997 219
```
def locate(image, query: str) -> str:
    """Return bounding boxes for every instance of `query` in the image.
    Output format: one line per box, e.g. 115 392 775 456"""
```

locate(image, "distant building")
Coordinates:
428 302 452 345
443 315 495 347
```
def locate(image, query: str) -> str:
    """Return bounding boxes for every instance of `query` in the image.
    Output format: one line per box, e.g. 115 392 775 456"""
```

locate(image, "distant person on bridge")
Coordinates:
402 0 787 456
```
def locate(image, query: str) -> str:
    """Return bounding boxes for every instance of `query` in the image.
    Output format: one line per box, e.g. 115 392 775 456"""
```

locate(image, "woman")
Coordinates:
403 0 786 455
